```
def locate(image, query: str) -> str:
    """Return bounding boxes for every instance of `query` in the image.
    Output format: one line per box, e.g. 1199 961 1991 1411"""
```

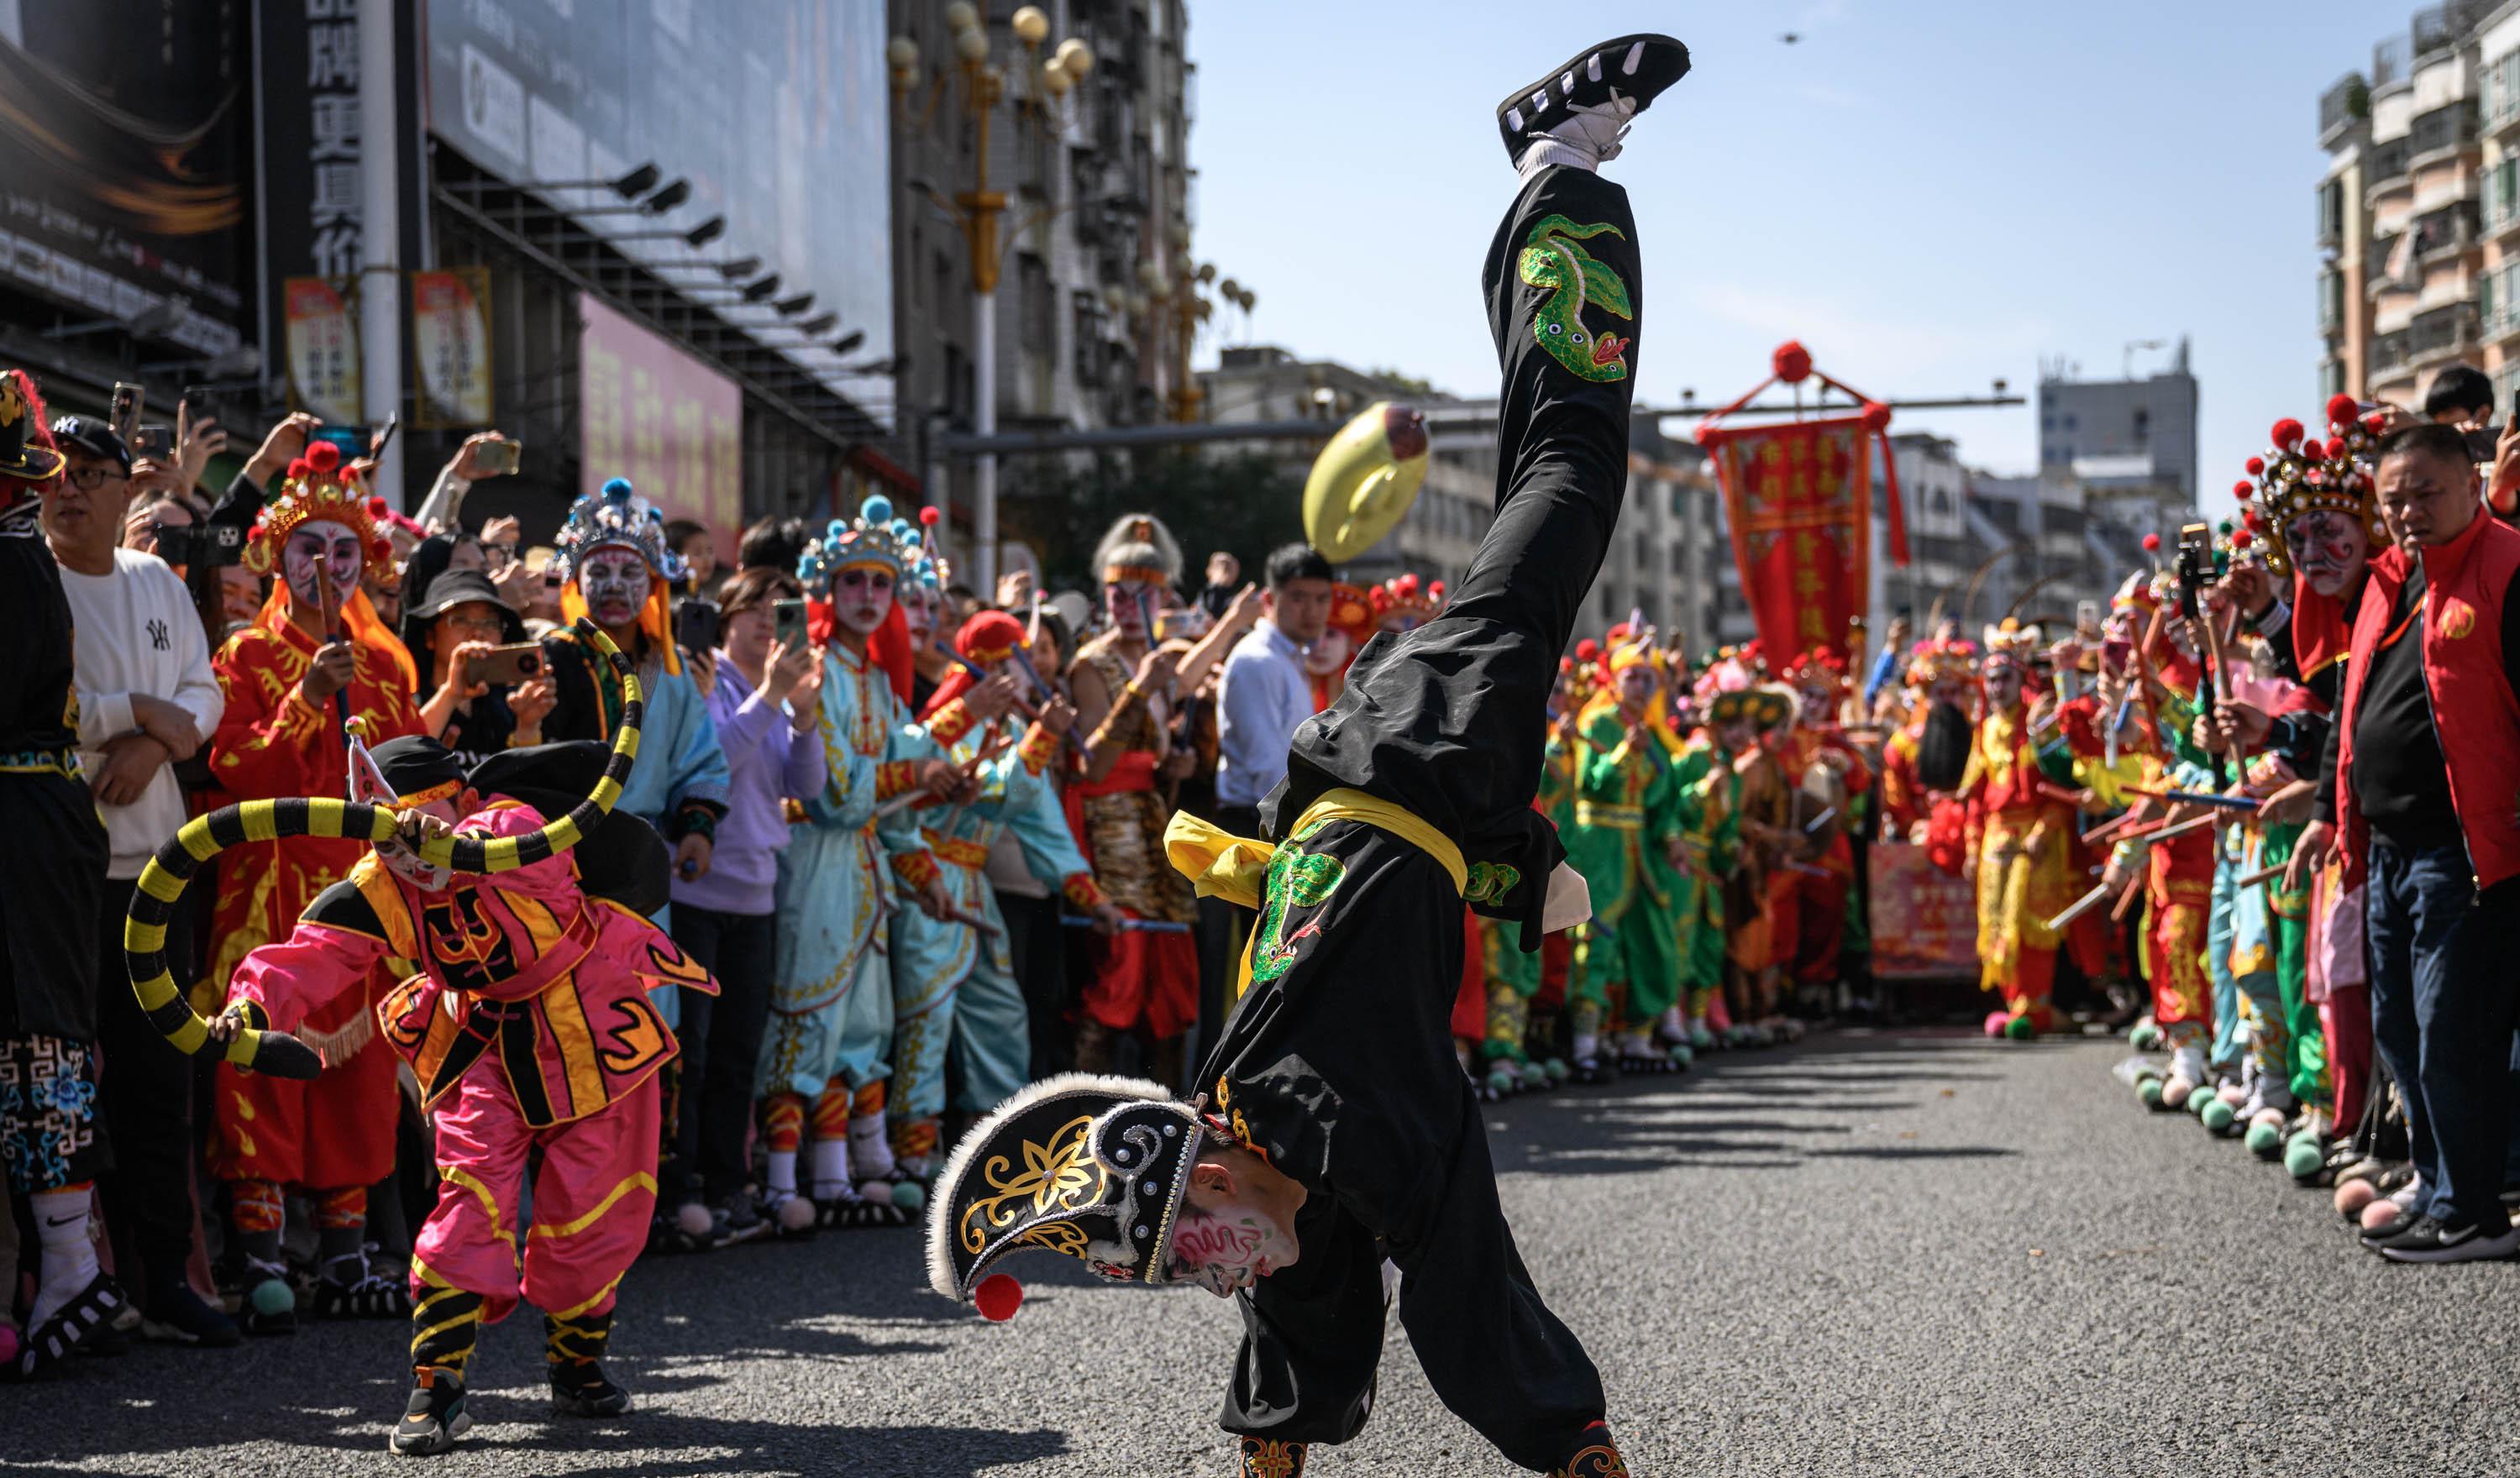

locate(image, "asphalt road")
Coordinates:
14 1026 2517 1476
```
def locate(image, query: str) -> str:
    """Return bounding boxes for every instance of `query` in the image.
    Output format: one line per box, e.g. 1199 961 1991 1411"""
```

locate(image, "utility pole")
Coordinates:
358 0 403 506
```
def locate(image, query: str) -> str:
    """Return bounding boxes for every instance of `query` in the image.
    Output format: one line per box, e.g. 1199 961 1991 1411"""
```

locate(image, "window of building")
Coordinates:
2133 407 2150 446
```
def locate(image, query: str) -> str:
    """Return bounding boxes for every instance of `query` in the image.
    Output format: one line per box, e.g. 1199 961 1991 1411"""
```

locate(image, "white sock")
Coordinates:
1515 95 1639 183
766 1149 798 1198
1659 1007 1686 1037
810 1137 853 1198
1572 1031 1599 1061
1518 137 1595 182
29 1187 100 1331
848 1112 896 1182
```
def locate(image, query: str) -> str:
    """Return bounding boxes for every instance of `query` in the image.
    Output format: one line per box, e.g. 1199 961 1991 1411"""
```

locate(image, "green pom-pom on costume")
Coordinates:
2284 1135 2326 1180
1543 1058 1571 1083
2003 1015 2034 1041
250 1278 295 1318
2200 1098 2233 1131
890 1182 927 1213
2129 1023 2162 1051
2136 1076 2164 1108
2244 1120 2283 1157
1486 1069 1517 1097
1667 1044 1693 1069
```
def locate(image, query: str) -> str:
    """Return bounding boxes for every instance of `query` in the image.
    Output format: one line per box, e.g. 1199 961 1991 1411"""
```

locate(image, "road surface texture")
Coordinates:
13 1026 2514 1475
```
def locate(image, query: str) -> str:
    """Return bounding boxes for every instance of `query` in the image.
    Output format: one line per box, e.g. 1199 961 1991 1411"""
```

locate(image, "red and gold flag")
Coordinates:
1702 415 1875 663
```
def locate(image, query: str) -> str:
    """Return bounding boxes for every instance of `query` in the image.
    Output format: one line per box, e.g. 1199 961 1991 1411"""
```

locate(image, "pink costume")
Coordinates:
227 801 715 1325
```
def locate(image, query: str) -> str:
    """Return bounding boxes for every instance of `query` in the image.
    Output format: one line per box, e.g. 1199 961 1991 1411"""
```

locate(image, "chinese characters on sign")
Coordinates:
283 276 360 423
302 2 363 283
578 294 742 559
1703 417 1876 663
1866 843 1979 979
411 268 492 427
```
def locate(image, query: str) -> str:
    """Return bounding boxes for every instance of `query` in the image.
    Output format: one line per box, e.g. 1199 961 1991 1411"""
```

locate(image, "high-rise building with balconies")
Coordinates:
2320 3 2498 408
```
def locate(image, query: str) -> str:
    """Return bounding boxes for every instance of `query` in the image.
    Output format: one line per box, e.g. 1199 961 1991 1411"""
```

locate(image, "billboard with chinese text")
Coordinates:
579 292 741 561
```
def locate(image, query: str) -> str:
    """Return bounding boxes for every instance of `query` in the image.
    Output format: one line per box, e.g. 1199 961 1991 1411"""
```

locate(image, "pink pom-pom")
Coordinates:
2334 1179 2378 1219
2271 418 2305 450
2360 1198 2403 1234
0 1323 16 1365
974 1273 1024 1322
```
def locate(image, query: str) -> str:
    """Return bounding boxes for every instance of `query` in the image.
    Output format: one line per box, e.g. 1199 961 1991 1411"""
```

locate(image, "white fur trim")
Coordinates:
923 1072 1175 1300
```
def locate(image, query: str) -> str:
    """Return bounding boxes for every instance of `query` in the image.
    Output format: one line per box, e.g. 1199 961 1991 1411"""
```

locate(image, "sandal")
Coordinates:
9 1274 126 1379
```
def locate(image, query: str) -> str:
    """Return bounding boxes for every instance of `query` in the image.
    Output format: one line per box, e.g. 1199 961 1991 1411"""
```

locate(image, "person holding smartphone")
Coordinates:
406 569 556 768
656 567 827 1248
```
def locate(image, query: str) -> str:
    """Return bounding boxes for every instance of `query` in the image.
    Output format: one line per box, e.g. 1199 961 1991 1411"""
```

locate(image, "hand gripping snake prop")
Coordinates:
123 619 645 1080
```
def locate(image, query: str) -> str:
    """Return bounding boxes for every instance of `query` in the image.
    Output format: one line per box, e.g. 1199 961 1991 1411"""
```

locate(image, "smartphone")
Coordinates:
130 423 175 459
674 597 722 655
462 642 544 686
109 382 143 445
179 383 219 435
773 597 809 651
369 412 400 462
474 437 522 475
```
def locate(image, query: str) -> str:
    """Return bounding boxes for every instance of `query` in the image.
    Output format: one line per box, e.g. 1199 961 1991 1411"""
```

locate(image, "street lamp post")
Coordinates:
892 3 1091 594
1144 239 1248 423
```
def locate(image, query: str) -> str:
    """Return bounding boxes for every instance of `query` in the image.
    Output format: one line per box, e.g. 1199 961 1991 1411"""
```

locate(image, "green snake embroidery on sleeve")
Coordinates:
1251 843 1347 985
1518 214 1633 382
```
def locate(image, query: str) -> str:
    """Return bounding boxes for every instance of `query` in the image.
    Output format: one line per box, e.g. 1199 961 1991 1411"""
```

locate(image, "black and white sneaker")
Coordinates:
140 1282 241 1349
390 1366 472 1455
1495 34 1692 168
2370 1215 2520 1264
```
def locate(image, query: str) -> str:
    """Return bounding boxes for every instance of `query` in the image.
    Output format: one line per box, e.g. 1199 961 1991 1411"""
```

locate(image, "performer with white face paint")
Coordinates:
202 438 424 1333
538 479 732 941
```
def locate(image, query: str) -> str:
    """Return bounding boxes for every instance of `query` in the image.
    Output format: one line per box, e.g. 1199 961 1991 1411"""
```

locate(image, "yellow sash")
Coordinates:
1163 788 1466 1003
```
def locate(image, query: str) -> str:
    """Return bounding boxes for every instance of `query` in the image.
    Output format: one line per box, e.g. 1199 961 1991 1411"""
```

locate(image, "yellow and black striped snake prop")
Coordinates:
123 619 644 1080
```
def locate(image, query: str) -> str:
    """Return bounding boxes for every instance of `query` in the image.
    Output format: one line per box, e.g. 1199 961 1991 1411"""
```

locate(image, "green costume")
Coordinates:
1562 705 1689 1042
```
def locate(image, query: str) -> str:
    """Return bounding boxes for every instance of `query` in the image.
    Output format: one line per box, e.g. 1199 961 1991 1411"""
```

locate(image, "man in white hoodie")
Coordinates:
43 414 234 1348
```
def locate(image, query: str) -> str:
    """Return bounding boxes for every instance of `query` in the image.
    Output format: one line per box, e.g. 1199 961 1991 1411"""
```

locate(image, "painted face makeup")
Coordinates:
282 518 363 611
1983 661 2023 709
579 548 652 630
898 581 938 645
1104 580 1155 636
1167 1201 1294 1298
831 564 895 637
2286 509 2371 600
1616 667 1656 707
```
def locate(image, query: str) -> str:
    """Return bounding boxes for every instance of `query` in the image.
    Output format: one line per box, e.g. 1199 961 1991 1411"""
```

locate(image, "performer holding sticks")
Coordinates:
928 34 1693 1477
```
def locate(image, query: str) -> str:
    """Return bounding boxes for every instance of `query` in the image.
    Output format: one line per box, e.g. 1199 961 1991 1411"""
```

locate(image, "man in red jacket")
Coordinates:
2297 421 2520 1263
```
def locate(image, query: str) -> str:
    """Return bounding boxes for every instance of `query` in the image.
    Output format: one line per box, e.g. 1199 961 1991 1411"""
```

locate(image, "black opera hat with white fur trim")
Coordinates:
926 1073 1210 1313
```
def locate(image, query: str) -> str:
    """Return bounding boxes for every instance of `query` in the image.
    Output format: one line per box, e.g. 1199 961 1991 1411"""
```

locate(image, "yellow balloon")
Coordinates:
1302 401 1431 563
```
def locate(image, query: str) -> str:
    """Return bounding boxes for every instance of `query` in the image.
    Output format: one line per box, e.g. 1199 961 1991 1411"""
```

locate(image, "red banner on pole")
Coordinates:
1702 415 1875 663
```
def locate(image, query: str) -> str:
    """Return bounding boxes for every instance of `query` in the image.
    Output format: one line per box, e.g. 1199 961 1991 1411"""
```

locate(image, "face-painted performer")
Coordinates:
540 477 730 902
1961 620 2083 1040
887 611 1125 1177
205 736 711 1453
759 499 958 1227
931 37 1693 1478
1064 514 1203 1086
203 437 424 1334
0 370 121 1375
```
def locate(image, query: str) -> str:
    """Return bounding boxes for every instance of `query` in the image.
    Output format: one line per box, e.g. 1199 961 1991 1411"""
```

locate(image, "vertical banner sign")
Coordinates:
411 267 492 427
579 293 743 558
1866 842 1980 979
283 277 361 423
1701 416 1876 663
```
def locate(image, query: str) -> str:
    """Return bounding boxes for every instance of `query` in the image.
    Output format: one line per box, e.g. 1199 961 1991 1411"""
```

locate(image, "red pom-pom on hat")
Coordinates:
974 1273 1023 1322
919 506 942 527
2244 457 2265 476
304 439 341 473
2232 480 2254 500
1395 573 1418 595
1575 638 1600 661
285 458 311 482
2326 437 2349 459
2232 530 2254 548
2326 392 2361 427
1558 656 1574 673
2141 532 2161 553
2271 418 2305 450
365 495 388 516
1427 580 1444 600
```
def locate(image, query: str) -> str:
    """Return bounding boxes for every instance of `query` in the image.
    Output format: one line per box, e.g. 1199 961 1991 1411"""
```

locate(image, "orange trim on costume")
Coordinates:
925 832 990 868
893 849 941 890
763 1094 805 1152
926 698 975 747
1017 721 1058 774
876 760 920 801
1062 872 1105 909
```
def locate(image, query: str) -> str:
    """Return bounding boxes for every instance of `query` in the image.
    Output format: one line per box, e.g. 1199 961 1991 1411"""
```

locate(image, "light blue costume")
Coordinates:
885 706 1095 1171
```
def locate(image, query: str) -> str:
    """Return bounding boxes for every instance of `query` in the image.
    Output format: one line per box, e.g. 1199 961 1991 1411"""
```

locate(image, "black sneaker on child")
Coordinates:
710 1192 769 1250
1493 34 1693 167
2370 1214 2520 1264
390 1365 472 1455
549 1358 633 1418
141 1281 241 1348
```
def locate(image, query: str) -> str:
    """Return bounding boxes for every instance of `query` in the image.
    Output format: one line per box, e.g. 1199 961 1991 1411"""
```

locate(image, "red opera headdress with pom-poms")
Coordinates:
1903 636 1979 690
242 439 393 579
1367 571 1446 633
2243 396 2385 580
1781 645 1848 691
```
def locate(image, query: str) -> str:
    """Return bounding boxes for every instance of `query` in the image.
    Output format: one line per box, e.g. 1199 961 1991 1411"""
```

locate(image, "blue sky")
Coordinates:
1185 0 2390 514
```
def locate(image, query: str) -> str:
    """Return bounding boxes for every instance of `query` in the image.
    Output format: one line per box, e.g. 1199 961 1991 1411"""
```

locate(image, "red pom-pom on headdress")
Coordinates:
1575 638 1600 661
2232 530 2254 548
2325 392 2361 429
2232 480 2254 500
919 506 942 527
2244 456 2265 476
2141 532 2161 553
365 496 388 516
304 439 341 473
2325 437 2349 460
2271 418 2305 450
285 458 311 482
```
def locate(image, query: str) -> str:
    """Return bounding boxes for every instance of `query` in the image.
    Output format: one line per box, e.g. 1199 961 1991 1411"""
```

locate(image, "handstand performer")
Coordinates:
927 34 1689 1477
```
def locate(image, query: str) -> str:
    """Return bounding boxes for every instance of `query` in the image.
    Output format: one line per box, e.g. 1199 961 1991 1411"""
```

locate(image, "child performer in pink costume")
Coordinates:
210 736 711 1454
